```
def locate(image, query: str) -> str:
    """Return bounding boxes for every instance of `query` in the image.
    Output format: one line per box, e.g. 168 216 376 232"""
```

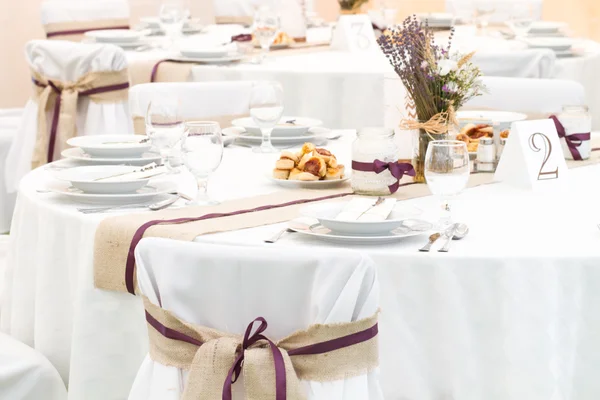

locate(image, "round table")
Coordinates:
3 132 600 400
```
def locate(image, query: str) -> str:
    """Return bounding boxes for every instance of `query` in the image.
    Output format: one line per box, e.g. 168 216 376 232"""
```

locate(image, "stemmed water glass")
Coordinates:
181 121 223 206
145 95 185 174
506 4 534 39
253 6 280 63
473 0 495 34
424 140 470 229
158 0 188 47
249 81 284 153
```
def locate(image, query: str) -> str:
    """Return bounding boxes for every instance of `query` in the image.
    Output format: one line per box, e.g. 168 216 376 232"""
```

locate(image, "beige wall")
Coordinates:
0 0 598 108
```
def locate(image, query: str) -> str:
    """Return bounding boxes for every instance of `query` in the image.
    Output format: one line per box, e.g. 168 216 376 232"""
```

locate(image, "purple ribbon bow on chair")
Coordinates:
549 115 590 161
352 159 415 194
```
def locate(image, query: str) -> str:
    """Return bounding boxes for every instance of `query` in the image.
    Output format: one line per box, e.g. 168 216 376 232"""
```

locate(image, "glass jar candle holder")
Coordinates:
351 127 399 195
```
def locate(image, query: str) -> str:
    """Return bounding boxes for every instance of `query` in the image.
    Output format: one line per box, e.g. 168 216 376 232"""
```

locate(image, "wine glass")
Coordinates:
253 6 280 63
473 0 495 34
506 4 534 38
145 95 184 174
158 0 188 47
181 121 223 206
424 140 470 228
249 81 284 153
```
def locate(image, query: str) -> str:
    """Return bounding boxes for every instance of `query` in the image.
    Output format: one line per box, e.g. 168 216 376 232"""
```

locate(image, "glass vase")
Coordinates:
413 129 448 183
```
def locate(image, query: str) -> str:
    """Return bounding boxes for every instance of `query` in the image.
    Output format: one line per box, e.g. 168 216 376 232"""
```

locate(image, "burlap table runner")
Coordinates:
31 69 130 168
143 296 379 399
44 19 130 41
129 42 330 85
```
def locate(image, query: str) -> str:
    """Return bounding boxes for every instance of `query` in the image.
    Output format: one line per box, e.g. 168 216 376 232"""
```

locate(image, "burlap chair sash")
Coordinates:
44 19 130 40
143 297 379 400
31 69 129 168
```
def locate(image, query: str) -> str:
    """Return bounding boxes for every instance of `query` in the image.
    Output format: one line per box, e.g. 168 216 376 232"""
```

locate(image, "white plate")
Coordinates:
524 37 574 51
269 175 350 189
231 116 323 136
45 180 177 205
56 165 150 194
457 110 527 131
300 202 422 235
253 43 290 50
61 147 162 166
529 21 565 34
140 17 202 29
67 135 151 158
223 126 331 144
174 54 245 64
85 29 145 43
416 13 454 28
289 219 432 244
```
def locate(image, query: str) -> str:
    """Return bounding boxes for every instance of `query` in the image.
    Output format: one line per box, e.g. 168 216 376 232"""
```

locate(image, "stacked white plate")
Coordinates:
51 165 175 205
62 135 162 166
84 29 150 49
225 116 330 146
293 202 432 244
528 21 566 37
457 110 527 132
139 17 206 34
523 37 576 57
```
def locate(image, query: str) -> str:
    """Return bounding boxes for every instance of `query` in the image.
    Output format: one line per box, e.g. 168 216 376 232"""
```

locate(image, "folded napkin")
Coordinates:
336 198 396 222
97 163 167 182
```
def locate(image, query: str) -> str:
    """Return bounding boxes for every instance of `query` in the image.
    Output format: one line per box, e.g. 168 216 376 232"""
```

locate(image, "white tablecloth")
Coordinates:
127 25 600 129
3 131 600 399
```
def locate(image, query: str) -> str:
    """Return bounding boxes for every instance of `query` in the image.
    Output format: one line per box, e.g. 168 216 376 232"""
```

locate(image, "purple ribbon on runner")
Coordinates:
32 78 130 163
549 115 590 161
145 310 378 400
352 159 415 194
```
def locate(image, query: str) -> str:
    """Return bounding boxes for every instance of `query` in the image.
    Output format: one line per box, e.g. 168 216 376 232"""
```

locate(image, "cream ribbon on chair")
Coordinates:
132 115 247 135
44 19 131 41
143 297 379 400
31 69 130 168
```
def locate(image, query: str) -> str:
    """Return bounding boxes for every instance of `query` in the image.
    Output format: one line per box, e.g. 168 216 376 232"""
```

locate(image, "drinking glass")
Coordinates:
158 0 188 47
506 4 534 38
145 95 185 173
249 81 284 153
253 7 280 63
473 1 495 34
182 121 223 206
424 140 470 228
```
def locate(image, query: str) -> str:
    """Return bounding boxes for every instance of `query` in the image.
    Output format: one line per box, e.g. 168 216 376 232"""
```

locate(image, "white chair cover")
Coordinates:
40 0 130 25
0 331 67 400
473 49 556 79
0 110 21 232
4 40 132 193
129 238 384 399
468 76 585 114
129 81 254 121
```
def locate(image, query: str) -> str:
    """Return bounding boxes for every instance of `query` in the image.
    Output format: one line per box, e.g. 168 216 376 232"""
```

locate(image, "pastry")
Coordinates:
303 156 327 178
288 168 303 180
275 158 295 170
296 172 320 181
297 153 312 170
324 166 343 180
279 151 299 164
500 129 510 139
301 142 315 155
272 169 290 180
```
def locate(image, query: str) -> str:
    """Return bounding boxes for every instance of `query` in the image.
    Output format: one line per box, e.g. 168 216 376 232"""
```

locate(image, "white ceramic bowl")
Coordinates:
231 116 323 137
56 165 150 194
67 135 152 158
529 21 564 35
524 37 574 52
300 202 422 235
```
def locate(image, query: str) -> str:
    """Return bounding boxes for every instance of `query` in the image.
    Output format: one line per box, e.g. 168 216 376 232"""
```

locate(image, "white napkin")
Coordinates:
97 163 167 182
335 198 396 222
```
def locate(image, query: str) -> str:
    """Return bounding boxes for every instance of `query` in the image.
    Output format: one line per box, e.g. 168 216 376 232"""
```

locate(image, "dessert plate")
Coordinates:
55 165 151 194
300 202 422 235
85 29 146 43
67 135 151 158
289 219 432 244
232 116 323 136
61 148 162 166
222 127 332 144
268 175 350 189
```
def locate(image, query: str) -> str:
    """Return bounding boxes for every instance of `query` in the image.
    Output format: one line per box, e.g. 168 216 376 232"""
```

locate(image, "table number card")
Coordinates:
330 14 378 53
494 119 568 189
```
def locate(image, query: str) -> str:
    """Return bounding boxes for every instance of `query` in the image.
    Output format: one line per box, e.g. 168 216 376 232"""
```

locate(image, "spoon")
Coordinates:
438 223 469 253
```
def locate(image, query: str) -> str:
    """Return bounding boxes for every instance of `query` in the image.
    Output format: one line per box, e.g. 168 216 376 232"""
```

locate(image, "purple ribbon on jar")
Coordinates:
549 115 590 161
352 159 415 194
231 33 252 42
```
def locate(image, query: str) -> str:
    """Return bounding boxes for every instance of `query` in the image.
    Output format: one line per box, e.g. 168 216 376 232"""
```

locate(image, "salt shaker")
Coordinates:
497 137 507 161
475 137 496 172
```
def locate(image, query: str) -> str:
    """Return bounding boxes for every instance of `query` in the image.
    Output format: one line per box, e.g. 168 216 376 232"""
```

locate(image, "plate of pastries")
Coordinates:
254 32 295 49
271 143 349 188
456 123 494 153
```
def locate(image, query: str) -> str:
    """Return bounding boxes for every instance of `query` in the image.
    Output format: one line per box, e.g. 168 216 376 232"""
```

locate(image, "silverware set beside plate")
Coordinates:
418 223 469 252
